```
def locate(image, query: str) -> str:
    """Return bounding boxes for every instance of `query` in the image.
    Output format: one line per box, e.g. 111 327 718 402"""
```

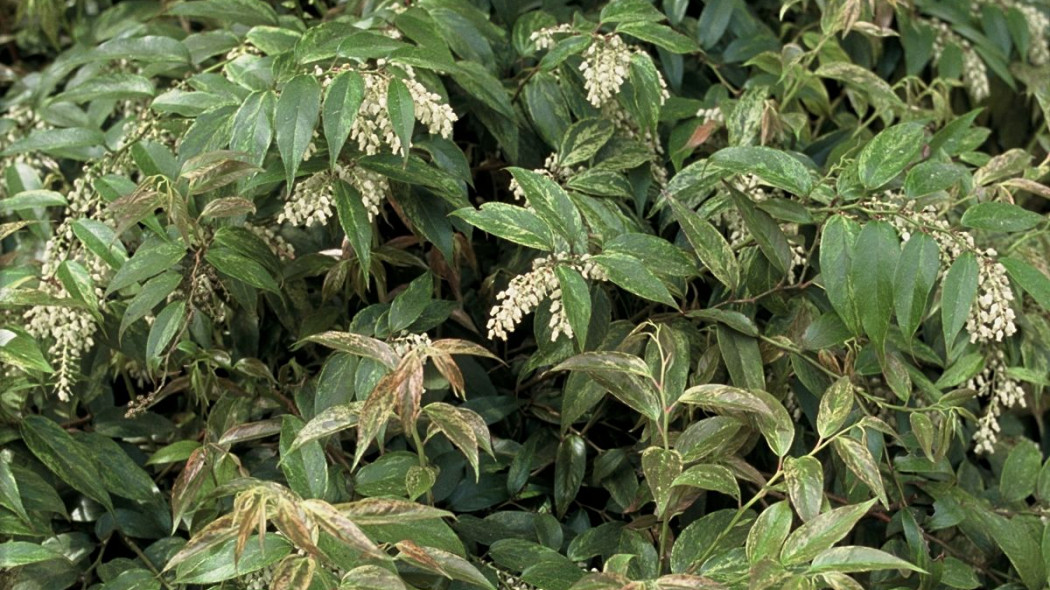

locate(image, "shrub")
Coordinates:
1 0 1050 589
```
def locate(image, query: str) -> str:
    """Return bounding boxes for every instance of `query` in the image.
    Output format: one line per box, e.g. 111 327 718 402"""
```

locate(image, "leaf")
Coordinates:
555 265 591 347
0 541 65 568
832 437 888 508
333 180 373 281
20 415 113 511
107 240 186 295
147 300 186 364
296 331 399 369
559 119 615 167
506 167 583 251
747 502 793 564
781 499 877 564
641 447 683 518
120 271 183 340
396 540 495 589
425 402 480 479
817 377 855 438
851 221 899 351
206 247 280 293
785 455 824 522
552 352 661 421
555 435 586 518
857 122 925 189
0 455 30 523
2 128 106 159
340 565 408 590
280 416 329 500
230 90 275 167
808 546 925 574
617 21 698 53
820 215 862 335
672 463 740 501
77 433 160 504
679 385 793 456
668 196 739 290
972 509 1045 590
941 252 979 350
302 499 386 560
287 404 360 455
451 203 555 251
1001 440 1041 503
276 74 322 189
591 252 677 307
336 497 453 525
390 272 433 333
710 146 814 195
1000 257 1050 311
894 233 940 341
323 70 365 166
961 202 1044 232
387 77 416 159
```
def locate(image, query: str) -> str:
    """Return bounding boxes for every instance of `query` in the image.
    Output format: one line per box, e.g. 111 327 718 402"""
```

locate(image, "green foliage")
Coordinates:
1 0 1050 589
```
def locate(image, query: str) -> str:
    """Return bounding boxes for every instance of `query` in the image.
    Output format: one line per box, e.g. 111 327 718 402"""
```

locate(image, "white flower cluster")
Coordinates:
245 223 296 260
508 154 581 202
279 168 345 227
349 62 457 157
966 250 1017 344
1017 3 1050 65
530 24 574 51
24 297 97 402
0 106 59 195
487 253 607 342
696 106 725 126
351 165 390 221
495 568 535 590
241 564 274 590
970 349 1026 454
391 332 433 358
873 197 1017 344
580 35 632 108
929 19 989 101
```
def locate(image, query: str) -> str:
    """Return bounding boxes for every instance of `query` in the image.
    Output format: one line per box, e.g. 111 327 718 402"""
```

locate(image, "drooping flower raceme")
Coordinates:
487 254 607 342
279 164 391 227
966 250 1018 344
970 349 1025 454
929 18 989 101
580 35 632 108
349 62 457 157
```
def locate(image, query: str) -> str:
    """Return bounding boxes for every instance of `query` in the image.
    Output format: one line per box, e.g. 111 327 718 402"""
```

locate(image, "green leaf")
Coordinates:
668 196 739 290
716 325 764 391
710 146 814 195
451 203 555 251
77 433 160 504
808 546 925 574
553 352 661 422
205 247 280 293
747 501 792 564
323 70 365 167
973 509 1045 590
894 233 940 341
910 413 935 461
0 189 66 213
20 415 113 511
832 436 888 508
785 455 824 522
0 455 30 523
396 541 494 589
107 240 185 295
230 90 275 167
279 415 329 499
817 377 855 439
820 215 862 335
506 167 583 252
591 252 677 307
287 404 360 455
333 180 373 282
0 541 65 568
617 21 698 53
857 122 925 189
276 74 322 189
390 272 432 333
559 119 615 167
961 202 1044 232
120 271 183 340
731 190 793 274
147 300 186 364
555 265 591 347
601 0 667 24
672 463 740 501
851 221 899 351
941 252 979 350
1000 256 1050 311
698 0 738 48
641 447 683 518
2 128 106 159
555 435 586 518
781 499 877 564
56 73 154 103
1001 440 1041 503
296 331 399 369
387 77 416 159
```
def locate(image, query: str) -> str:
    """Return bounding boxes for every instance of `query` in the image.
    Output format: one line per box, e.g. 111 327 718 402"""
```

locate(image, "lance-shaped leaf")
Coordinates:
820 215 862 335
335 497 453 525
323 70 365 166
451 203 556 251
552 352 662 422
678 385 793 456
295 331 399 369
396 540 495 589
857 122 924 189
894 232 940 342
817 377 855 439
781 499 877 564
20 415 113 512
785 455 824 522
276 74 322 189
941 252 979 350
354 358 411 468
270 555 316 590
746 501 793 564
286 403 362 455
555 435 587 518
642 447 683 518
424 402 481 479
506 167 583 252
340 565 408 590
302 499 388 560
851 221 899 352
668 196 739 290
832 436 888 508
807 546 926 574
672 463 740 501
